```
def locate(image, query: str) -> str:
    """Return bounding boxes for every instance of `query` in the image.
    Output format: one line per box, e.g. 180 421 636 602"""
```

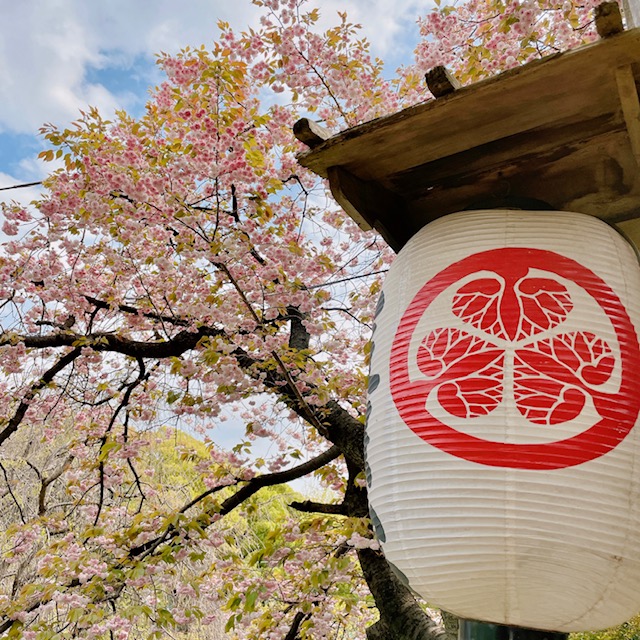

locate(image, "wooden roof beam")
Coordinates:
595 1 625 37
293 118 333 149
425 67 461 98
326 166 411 252
295 27 640 251
292 119 412 250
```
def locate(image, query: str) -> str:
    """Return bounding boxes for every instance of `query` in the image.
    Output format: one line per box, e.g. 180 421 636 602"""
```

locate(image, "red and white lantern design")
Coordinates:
366 209 640 632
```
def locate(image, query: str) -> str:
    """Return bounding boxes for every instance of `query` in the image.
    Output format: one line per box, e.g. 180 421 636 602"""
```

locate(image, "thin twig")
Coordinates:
0 347 82 447
306 269 388 290
0 462 25 524
0 181 42 192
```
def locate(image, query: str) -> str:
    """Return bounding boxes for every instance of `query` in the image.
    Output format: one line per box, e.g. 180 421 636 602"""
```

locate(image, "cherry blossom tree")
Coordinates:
0 0 604 638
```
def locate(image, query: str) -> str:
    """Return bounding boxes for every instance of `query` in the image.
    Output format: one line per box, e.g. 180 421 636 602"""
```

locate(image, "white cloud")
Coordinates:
314 0 434 60
1 4 111 132
0 0 434 137
17 153 62 182
0 1 261 134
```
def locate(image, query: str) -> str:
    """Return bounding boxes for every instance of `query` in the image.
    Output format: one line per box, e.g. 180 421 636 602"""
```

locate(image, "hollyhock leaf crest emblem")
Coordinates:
452 276 573 340
389 248 640 469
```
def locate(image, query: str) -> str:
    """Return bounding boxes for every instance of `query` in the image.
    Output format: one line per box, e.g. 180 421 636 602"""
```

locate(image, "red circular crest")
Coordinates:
389 248 640 469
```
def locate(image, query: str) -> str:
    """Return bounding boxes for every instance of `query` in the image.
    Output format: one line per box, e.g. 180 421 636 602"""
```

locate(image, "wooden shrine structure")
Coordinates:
294 3 640 252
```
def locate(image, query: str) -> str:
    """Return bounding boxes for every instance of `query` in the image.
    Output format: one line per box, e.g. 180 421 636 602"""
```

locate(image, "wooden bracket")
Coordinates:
595 1 624 37
326 166 410 251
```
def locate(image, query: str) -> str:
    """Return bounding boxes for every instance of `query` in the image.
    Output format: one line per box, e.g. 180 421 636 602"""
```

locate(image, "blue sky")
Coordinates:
0 0 435 207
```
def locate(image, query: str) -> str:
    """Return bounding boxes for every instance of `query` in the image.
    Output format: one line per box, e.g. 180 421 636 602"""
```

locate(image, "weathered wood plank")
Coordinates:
388 113 619 197
405 128 638 223
326 166 412 251
325 166 373 232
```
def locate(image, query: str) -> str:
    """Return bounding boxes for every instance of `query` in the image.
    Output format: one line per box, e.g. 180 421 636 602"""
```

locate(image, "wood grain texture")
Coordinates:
616 65 640 165
293 118 333 148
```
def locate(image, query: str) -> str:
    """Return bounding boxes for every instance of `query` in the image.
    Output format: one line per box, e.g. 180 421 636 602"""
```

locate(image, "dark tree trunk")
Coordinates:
358 547 446 640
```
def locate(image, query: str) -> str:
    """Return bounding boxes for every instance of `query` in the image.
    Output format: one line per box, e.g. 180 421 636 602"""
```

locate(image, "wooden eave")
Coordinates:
296 28 640 252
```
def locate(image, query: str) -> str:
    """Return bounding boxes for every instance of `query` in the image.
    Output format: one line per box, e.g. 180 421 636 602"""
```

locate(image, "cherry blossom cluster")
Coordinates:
0 0 606 637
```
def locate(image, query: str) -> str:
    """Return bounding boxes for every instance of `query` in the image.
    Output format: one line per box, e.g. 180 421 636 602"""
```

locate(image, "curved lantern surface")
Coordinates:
366 210 640 632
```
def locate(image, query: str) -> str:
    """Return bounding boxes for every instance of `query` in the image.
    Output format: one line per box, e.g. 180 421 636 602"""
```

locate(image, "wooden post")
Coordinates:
622 0 640 27
425 66 461 98
615 65 640 166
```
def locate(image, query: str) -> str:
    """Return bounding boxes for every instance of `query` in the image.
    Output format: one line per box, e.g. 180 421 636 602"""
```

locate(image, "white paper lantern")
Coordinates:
366 209 640 632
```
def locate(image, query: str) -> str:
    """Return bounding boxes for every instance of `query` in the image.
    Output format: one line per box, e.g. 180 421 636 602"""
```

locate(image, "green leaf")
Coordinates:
245 589 259 612
98 439 121 462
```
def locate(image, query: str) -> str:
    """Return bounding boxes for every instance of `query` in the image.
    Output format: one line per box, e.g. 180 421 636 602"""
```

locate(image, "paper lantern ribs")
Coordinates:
366 209 640 631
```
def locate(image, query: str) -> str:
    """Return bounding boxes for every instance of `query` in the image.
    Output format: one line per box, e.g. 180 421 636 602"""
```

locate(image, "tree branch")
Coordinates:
94 359 148 526
305 269 389 290
358 548 445 640
287 306 310 351
229 337 366 469
129 445 342 559
289 500 346 515
284 611 311 640
84 295 189 327
1 326 221 359
211 260 330 438
219 445 342 515
0 461 25 524
0 347 82 447
3 322 365 471
0 181 42 192
39 455 73 516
